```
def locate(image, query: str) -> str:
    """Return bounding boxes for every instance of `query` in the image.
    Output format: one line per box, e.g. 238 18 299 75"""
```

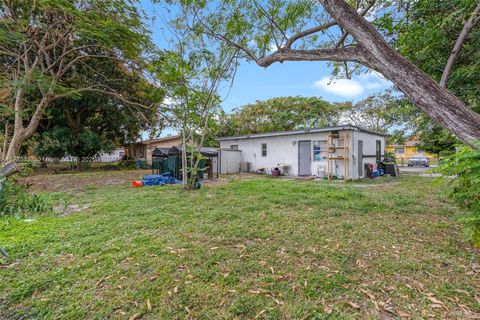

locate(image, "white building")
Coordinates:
217 125 386 180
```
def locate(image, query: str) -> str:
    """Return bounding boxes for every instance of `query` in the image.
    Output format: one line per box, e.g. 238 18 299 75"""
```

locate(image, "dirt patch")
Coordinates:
20 170 151 193
53 204 91 215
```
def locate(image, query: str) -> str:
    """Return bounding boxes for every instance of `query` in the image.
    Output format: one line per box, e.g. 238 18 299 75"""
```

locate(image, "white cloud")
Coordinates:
313 77 364 97
312 71 391 98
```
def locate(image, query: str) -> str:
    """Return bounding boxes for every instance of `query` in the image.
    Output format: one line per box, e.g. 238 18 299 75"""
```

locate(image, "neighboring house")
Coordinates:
124 135 181 165
217 125 386 180
386 140 435 163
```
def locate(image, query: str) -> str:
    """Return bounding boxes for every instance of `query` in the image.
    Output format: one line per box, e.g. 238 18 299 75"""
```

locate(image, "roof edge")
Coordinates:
216 125 387 141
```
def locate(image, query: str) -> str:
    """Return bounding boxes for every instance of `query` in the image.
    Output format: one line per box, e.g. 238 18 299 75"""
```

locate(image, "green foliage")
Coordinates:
396 0 480 112
218 96 348 137
343 91 416 141
34 127 69 160
392 0 480 151
0 180 51 217
117 159 136 170
0 0 164 158
34 127 114 163
434 145 480 246
18 160 40 177
417 125 458 156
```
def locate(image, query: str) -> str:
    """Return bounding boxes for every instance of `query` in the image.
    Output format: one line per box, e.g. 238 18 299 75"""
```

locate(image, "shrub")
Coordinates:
0 180 51 217
434 145 480 246
117 159 137 170
18 160 40 177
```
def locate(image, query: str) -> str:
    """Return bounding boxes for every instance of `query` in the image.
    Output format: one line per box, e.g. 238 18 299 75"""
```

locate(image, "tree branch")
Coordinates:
256 46 369 67
440 1 480 88
285 21 337 49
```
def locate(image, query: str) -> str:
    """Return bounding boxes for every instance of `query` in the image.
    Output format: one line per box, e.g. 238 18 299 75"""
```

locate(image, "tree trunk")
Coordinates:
2 122 8 161
318 0 480 146
5 130 24 161
6 92 50 161
181 127 188 186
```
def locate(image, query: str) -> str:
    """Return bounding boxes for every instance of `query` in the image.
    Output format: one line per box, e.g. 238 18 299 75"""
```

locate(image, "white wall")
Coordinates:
219 129 385 179
350 131 386 179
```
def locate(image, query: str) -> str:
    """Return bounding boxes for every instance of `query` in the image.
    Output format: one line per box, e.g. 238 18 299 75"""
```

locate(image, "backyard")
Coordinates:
0 171 479 319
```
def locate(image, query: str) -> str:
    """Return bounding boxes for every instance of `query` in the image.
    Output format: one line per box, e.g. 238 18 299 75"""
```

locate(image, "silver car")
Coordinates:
407 155 429 167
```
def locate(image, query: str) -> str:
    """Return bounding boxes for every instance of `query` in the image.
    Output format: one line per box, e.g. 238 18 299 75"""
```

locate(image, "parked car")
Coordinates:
407 155 429 167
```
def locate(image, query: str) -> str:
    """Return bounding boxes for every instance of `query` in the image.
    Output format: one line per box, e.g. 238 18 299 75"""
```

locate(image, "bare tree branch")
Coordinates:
256 46 369 67
285 21 337 49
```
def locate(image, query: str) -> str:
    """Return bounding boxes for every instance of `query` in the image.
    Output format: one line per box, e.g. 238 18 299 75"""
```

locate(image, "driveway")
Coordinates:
399 165 440 176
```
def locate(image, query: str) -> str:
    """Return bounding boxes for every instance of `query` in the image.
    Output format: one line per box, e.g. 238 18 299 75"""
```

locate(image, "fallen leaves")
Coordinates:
254 309 266 319
323 304 333 315
346 301 360 310
128 314 139 320
146 299 152 312
359 288 412 318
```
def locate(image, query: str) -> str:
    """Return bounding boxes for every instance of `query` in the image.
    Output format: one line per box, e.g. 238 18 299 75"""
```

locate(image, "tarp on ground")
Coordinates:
142 172 182 186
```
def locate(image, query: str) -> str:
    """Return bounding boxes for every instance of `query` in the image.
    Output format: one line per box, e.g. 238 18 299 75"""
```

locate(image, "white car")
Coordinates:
407 155 429 167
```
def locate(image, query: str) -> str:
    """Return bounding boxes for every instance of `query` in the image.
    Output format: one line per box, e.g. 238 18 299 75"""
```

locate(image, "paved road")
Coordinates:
399 166 440 176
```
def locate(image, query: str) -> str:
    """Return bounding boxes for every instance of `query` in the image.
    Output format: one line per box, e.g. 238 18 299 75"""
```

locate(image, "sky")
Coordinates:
139 1 393 134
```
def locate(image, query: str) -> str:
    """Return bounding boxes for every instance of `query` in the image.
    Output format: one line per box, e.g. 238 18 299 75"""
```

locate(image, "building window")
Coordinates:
261 143 267 157
394 147 405 155
313 140 327 161
230 145 238 150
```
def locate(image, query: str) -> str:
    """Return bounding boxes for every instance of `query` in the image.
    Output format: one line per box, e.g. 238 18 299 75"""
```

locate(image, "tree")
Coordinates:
218 96 348 137
157 47 238 189
342 91 416 139
34 127 115 166
0 0 159 161
33 127 69 162
170 0 480 146
392 0 480 154
31 56 163 166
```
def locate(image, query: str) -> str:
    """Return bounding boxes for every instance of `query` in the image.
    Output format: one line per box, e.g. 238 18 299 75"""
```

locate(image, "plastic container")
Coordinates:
132 180 143 188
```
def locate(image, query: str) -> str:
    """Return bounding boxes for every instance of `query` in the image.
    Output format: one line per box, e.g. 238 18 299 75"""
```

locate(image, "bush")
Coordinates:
19 160 40 176
117 159 137 170
434 145 480 246
0 180 51 217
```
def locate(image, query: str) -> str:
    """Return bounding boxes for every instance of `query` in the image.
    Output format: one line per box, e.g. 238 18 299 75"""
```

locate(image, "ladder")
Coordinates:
327 131 350 180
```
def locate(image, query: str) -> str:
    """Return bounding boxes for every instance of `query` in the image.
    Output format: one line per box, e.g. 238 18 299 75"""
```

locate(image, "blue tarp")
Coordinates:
142 172 182 186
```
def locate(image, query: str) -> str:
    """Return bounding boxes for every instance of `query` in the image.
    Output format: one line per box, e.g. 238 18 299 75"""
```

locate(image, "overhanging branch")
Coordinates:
256 46 368 67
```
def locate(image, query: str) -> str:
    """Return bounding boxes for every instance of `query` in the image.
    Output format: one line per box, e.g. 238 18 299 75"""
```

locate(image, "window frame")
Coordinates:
261 143 267 157
312 140 328 161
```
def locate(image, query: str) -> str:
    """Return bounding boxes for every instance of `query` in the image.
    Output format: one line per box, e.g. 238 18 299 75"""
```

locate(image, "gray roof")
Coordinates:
216 125 387 141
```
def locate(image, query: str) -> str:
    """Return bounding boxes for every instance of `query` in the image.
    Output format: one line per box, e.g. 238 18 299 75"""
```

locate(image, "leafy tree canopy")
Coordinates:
0 0 164 159
217 96 349 137
390 0 480 153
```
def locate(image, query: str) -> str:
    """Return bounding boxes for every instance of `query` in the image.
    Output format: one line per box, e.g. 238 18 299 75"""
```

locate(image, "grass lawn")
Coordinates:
0 172 479 319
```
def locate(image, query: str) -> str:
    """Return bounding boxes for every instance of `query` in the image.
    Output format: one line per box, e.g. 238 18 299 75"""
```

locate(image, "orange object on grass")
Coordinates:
132 180 143 188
